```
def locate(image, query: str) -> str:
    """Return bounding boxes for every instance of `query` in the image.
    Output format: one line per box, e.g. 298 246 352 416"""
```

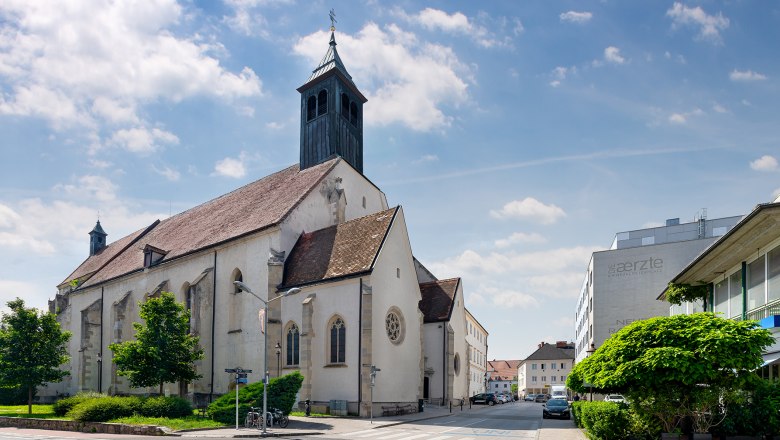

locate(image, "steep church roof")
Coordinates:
297 31 366 103
281 207 398 288
418 278 460 323
69 159 339 289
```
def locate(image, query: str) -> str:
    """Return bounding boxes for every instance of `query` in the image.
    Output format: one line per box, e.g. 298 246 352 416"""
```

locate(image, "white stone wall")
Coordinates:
448 283 469 402
423 323 445 401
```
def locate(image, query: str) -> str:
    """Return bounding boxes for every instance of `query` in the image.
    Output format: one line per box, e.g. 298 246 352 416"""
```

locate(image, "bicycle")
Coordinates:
244 407 263 429
265 407 289 428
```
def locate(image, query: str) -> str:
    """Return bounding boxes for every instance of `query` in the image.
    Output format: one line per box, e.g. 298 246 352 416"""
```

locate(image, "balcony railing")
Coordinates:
746 298 780 321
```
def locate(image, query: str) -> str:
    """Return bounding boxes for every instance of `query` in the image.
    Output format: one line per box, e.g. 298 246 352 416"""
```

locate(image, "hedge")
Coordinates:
208 371 304 424
138 396 193 418
52 392 107 416
68 396 143 422
572 401 631 440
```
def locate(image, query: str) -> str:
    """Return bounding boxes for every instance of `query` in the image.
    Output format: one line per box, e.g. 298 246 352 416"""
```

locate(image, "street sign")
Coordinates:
225 368 253 374
236 378 248 384
237 373 248 378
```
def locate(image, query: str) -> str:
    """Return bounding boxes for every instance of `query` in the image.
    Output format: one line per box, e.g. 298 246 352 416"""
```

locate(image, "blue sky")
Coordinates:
1 1 779 360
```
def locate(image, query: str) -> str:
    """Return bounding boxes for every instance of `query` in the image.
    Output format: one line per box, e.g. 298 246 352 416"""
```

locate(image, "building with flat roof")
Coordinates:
574 212 743 362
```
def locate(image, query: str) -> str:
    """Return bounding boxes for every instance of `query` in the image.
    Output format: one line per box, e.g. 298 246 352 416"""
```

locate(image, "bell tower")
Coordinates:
298 13 367 173
89 220 107 256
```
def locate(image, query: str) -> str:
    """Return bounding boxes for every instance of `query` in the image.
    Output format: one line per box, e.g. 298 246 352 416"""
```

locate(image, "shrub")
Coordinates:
0 386 32 405
68 396 142 422
138 396 194 418
52 392 107 416
576 401 631 440
208 372 304 424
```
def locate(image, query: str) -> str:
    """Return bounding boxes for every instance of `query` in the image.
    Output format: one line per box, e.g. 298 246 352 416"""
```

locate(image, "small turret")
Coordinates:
89 220 107 256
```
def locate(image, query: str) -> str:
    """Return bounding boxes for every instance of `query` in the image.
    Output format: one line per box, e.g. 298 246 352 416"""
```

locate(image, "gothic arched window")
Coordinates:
307 96 317 121
350 102 358 126
329 316 346 364
318 89 328 116
286 322 300 366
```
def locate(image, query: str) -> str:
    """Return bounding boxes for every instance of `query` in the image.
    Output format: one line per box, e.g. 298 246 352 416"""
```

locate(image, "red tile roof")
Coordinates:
281 207 398 288
488 359 522 381
78 159 339 288
418 278 460 323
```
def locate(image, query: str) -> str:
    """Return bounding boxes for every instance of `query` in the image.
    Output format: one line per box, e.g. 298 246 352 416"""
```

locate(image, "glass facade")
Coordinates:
729 270 743 319
748 255 766 311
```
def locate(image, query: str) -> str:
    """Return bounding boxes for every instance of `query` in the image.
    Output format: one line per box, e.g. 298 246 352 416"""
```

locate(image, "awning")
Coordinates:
761 352 780 368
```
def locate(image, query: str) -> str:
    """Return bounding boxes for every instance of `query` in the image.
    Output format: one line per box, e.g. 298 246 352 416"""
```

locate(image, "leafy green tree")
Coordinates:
109 292 203 395
567 313 773 432
0 298 71 414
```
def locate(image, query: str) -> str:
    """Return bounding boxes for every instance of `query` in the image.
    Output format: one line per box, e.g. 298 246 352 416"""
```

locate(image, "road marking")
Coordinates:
397 434 433 440
374 432 418 440
349 430 391 438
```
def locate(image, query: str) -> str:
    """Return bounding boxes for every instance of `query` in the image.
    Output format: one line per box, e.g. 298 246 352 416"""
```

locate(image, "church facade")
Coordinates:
45 27 486 416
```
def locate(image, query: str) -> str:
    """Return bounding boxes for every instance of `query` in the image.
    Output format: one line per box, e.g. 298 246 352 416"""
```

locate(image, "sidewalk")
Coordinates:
174 403 586 439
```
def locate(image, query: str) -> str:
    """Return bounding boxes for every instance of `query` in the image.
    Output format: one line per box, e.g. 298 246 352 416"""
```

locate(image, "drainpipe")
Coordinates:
99 287 103 393
358 278 362 411
209 251 217 402
442 324 446 401
742 261 747 321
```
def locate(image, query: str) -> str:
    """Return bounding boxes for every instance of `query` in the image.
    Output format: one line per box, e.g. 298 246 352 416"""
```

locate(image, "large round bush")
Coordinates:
139 396 193 418
208 372 303 424
52 392 107 416
68 396 142 422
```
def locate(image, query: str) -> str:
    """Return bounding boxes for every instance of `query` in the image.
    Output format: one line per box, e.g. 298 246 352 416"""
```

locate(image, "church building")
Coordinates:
46 25 486 416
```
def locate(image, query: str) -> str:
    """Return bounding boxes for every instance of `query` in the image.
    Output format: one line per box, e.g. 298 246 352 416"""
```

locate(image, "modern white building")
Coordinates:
465 309 488 396
517 342 574 397
574 213 743 362
663 196 780 377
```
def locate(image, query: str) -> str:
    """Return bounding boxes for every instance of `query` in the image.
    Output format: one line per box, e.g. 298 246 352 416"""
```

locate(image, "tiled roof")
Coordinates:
525 343 575 361
488 359 522 381
281 207 398 288
418 278 460 323
79 159 339 288
60 224 154 287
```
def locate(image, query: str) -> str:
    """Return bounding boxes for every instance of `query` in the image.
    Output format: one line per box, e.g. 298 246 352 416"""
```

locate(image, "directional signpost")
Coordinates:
226 368 253 430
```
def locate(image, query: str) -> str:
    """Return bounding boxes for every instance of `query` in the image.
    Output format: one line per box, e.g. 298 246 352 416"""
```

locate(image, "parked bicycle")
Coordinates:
244 407 263 429
265 407 289 428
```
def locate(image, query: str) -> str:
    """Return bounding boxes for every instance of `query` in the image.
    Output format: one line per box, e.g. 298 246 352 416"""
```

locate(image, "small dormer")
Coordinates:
143 244 168 268
89 220 107 256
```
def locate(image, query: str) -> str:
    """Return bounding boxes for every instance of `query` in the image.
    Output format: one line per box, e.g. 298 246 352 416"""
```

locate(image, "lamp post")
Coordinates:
234 281 301 434
275 342 282 377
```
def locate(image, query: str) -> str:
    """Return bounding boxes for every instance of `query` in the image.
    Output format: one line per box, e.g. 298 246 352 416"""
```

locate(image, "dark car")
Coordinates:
524 393 536 401
535 394 548 403
469 393 497 406
542 398 571 419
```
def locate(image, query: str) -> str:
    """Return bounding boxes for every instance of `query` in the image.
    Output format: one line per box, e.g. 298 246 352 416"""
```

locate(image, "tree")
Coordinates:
109 292 203 395
567 313 774 432
0 298 71 414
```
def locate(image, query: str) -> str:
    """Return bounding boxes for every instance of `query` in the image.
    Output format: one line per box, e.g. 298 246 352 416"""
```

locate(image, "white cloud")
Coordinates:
0 280 51 314
666 2 729 43
109 127 179 154
551 316 574 328
494 232 546 248
413 154 439 165
293 24 471 132
152 165 181 181
213 157 247 178
477 286 539 308
750 155 778 172
490 197 566 224
729 70 768 82
265 121 284 130
549 66 576 87
604 46 625 65
0 0 262 151
398 8 516 48
560 11 592 24
668 108 704 125
712 103 727 113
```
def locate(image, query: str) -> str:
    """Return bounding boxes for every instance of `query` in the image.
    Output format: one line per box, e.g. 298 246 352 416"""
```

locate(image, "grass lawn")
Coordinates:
0 405 61 419
109 415 227 431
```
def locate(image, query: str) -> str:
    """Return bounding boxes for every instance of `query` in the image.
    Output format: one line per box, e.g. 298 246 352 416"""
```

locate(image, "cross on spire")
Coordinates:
329 9 337 32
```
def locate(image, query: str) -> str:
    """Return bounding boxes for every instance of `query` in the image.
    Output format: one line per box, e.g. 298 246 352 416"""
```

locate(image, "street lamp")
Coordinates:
275 342 282 377
233 281 301 433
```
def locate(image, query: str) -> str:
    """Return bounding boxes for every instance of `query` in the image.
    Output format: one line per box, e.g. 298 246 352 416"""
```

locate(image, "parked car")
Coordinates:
497 394 510 404
604 394 627 404
535 394 548 403
524 394 536 401
542 398 571 420
470 393 498 406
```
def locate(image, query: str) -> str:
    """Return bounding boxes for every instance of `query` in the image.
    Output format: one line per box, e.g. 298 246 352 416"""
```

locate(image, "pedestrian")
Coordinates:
574 394 580 402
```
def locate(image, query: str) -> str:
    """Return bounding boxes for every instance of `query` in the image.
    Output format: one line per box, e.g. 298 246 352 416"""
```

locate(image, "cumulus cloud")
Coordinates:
603 46 626 64
490 198 566 224
213 157 247 178
0 0 262 152
475 286 539 308
750 155 778 172
668 108 704 124
549 66 576 87
494 232 546 248
560 11 592 24
152 165 181 181
397 7 518 48
666 2 729 43
730 70 768 82
293 24 471 132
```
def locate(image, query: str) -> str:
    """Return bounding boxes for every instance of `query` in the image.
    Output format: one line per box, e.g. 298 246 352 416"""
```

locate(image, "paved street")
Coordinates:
0 401 585 440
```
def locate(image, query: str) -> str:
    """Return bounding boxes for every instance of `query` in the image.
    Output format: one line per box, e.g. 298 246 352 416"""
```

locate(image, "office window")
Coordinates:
542 376 547 382
551 362 557 369
551 376 557 382
642 236 655 246
532 376 537 382
532 364 537 370
541 363 545 370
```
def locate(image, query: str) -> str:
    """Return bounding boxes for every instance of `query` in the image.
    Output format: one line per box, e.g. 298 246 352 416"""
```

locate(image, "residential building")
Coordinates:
662 196 780 377
574 212 743 362
518 341 574 397
487 359 520 398
465 309 488 396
